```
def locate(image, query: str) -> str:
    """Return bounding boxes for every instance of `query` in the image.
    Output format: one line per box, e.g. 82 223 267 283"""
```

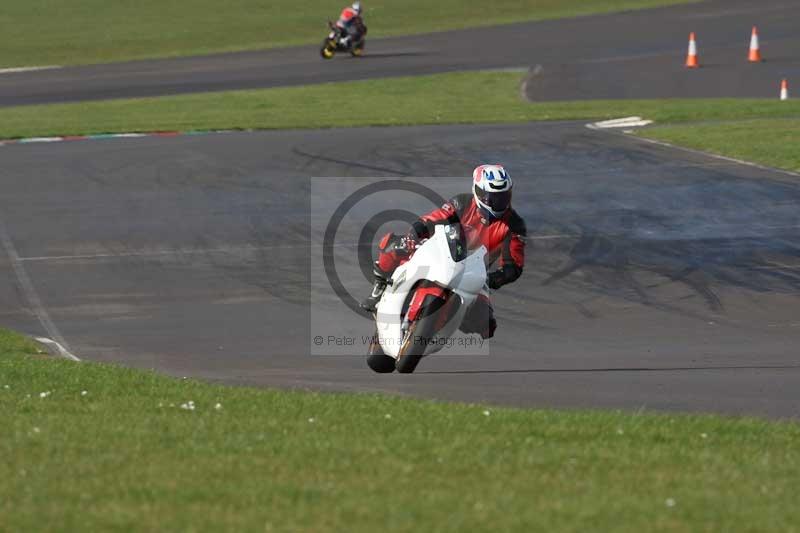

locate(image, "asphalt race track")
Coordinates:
2 122 799 418
1 1 799 418
0 0 798 106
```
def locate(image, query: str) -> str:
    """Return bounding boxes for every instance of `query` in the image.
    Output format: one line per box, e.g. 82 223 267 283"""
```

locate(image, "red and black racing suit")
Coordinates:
336 7 367 44
376 193 526 339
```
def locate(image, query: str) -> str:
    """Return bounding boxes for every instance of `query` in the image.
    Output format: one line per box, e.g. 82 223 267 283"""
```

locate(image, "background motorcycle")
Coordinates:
320 20 366 59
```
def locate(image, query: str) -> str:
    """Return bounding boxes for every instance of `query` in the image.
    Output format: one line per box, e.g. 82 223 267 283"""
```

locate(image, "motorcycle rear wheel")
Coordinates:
350 41 365 57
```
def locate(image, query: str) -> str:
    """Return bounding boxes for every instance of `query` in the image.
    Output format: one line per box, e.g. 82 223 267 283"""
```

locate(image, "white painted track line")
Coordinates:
587 117 654 129
632 135 800 179
35 337 81 362
0 218 77 360
0 65 61 74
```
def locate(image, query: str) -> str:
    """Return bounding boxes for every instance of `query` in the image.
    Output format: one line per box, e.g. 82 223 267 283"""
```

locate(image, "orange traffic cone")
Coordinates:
685 32 699 68
780 79 789 100
748 26 762 62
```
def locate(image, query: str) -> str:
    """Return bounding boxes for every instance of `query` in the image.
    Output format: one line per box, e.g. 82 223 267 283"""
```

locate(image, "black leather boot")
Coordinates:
360 267 389 312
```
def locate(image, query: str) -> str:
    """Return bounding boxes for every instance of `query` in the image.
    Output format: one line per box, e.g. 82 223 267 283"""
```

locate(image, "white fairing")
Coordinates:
375 225 486 358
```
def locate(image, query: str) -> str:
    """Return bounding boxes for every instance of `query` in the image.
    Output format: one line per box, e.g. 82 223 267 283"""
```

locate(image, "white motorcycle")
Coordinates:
367 223 487 374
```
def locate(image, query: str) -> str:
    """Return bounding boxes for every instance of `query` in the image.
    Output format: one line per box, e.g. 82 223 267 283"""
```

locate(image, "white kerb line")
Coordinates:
0 65 61 74
632 135 800 179
0 219 79 361
34 337 80 362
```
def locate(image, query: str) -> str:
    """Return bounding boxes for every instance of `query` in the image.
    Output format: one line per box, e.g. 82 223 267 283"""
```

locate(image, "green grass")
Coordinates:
0 0 695 67
1 72 799 137
639 119 800 174
1 70 799 174
2 327 800 532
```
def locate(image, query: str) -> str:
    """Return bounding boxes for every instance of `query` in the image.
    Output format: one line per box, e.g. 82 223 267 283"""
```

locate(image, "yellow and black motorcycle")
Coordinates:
320 21 366 59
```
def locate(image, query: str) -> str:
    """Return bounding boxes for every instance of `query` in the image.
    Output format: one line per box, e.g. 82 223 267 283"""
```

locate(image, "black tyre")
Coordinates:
395 295 450 374
350 41 365 57
366 330 395 373
320 40 335 59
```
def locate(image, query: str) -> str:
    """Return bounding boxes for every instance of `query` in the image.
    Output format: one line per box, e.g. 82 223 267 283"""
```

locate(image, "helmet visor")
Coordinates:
475 184 511 213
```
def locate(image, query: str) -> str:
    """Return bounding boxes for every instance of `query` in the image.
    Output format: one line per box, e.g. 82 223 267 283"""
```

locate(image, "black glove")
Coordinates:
486 271 505 290
487 264 522 290
410 219 432 241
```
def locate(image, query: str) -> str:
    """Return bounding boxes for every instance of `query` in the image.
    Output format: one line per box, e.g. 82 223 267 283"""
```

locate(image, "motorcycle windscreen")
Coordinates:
443 223 468 262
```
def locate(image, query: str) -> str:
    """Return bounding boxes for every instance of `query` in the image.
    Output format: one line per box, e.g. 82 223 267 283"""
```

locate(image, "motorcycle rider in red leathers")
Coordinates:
336 2 366 48
362 165 526 339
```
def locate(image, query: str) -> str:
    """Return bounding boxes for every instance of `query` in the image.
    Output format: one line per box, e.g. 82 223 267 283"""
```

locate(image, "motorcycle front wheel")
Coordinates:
395 294 453 374
367 329 395 373
320 40 336 59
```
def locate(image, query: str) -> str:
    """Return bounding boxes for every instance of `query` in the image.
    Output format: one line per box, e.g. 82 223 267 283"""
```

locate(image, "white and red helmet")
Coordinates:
472 164 512 218
352 1 362 15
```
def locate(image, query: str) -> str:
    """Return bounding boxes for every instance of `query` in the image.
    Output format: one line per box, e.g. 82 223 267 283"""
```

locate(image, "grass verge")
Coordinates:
1 72 798 135
639 119 800 174
2 327 800 531
1 70 798 172
0 0 695 67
